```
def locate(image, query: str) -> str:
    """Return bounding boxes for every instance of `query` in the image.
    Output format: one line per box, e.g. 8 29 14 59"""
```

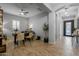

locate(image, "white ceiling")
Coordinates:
46 3 79 11
0 3 50 18
1 3 77 18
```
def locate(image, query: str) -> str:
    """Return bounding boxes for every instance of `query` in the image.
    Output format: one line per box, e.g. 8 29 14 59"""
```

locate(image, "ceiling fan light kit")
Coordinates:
19 9 29 15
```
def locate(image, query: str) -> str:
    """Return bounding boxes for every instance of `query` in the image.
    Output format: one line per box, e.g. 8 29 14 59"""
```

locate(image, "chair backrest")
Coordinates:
29 32 33 38
17 32 24 41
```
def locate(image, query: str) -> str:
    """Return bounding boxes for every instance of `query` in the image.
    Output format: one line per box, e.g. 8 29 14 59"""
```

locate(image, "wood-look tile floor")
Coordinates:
4 37 79 56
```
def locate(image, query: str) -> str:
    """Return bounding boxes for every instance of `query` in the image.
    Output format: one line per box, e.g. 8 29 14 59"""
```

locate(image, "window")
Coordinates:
12 20 20 30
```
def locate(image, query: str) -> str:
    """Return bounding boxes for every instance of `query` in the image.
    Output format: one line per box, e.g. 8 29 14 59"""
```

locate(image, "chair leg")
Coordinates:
72 37 74 46
28 38 32 46
22 40 25 45
76 36 78 43
29 39 32 46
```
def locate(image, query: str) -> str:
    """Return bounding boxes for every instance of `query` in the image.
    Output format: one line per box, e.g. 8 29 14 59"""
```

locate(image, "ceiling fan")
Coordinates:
19 9 29 15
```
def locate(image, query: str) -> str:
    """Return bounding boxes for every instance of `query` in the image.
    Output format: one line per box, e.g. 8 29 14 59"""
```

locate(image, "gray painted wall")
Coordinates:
49 11 55 43
3 13 29 37
29 12 49 40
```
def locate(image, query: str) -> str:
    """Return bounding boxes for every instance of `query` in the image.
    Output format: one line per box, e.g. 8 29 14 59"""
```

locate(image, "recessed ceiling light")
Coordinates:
64 8 68 15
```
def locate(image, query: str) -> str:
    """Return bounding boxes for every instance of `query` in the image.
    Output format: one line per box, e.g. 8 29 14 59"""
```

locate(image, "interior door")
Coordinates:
64 20 74 37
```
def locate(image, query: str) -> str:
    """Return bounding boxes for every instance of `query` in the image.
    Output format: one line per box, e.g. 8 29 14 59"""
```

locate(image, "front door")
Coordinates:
64 20 74 37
